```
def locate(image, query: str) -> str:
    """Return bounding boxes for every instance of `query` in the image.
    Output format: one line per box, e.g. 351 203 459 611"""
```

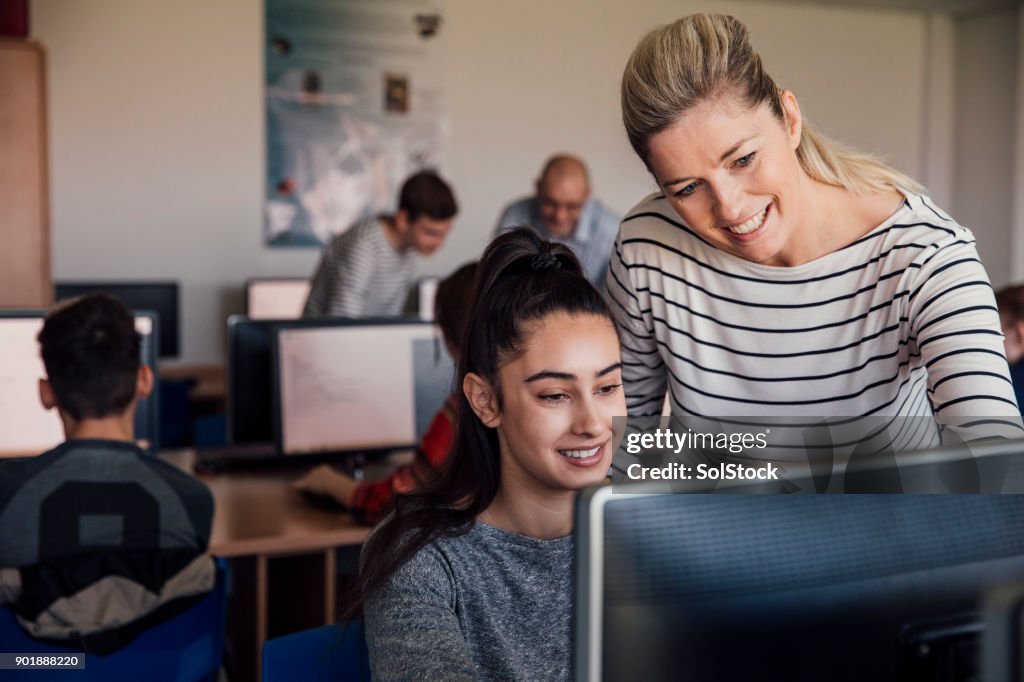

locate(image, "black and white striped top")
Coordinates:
608 190 1020 443
303 217 414 318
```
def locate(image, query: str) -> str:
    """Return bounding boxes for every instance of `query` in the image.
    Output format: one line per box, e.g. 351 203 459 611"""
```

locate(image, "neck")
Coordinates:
480 483 575 540
781 176 902 266
62 412 136 443
380 215 406 251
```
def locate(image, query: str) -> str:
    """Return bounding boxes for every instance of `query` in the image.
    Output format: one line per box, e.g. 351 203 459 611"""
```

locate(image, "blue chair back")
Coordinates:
262 621 370 682
0 557 228 682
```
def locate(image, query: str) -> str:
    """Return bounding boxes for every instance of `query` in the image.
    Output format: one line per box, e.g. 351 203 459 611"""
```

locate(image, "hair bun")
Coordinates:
529 252 562 272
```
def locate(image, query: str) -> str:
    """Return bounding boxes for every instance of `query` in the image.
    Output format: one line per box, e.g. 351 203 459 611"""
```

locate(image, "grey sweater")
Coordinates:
364 521 573 681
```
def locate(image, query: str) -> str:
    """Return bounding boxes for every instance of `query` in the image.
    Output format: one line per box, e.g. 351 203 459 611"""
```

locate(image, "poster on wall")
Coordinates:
264 0 446 247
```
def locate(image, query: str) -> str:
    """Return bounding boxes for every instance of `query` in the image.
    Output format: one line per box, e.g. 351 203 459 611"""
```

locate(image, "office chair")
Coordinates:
261 620 371 682
0 557 228 682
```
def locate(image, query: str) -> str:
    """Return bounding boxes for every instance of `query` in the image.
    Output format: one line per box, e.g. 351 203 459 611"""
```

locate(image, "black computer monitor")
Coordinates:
245 277 310 320
226 316 279 445
227 316 452 449
271 320 453 458
55 281 179 358
0 310 160 456
983 581 1024 682
575 440 1024 682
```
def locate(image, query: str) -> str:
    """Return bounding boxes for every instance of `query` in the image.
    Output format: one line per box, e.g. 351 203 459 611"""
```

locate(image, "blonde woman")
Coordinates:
609 13 1020 457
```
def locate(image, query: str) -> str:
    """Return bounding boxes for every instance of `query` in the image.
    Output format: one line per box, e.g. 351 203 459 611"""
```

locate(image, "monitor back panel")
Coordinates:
246 278 311 320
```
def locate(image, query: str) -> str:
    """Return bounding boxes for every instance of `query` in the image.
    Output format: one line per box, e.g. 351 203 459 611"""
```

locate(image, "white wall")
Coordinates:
953 7 1018 288
31 0 950 363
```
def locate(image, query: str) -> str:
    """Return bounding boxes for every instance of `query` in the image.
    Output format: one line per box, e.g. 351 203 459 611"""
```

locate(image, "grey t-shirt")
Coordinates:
302 217 414 318
364 521 573 681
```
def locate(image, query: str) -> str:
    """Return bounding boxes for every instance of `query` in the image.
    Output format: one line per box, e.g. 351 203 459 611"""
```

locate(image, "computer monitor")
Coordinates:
245 278 311 320
226 316 278 444
575 440 1024 682
983 581 1024 682
272 321 453 457
55 281 179 358
0 310 160 457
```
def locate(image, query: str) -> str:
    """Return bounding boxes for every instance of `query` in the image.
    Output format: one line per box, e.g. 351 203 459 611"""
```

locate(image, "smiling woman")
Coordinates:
347 228 624 681
607 13 1022 449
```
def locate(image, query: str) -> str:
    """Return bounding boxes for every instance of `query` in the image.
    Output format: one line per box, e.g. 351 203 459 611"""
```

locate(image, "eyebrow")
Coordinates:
663 134 758 187
524 362 623 383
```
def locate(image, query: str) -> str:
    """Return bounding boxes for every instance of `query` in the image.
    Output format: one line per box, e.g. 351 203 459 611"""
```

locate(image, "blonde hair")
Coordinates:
621 14 923 195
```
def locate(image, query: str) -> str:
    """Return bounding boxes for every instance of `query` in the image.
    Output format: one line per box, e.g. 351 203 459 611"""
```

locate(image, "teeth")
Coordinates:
727 206 767 234
559 446 601 459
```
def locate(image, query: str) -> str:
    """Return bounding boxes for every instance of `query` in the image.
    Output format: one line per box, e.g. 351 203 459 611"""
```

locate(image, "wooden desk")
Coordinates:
159 363 227 407
161 450 369 682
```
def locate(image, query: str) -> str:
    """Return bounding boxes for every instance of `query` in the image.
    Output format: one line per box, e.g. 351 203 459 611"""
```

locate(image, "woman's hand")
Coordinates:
292 464 360 506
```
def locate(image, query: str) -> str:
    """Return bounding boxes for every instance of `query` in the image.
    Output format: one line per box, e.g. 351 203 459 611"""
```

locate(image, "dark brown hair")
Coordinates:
433 261 478 352
343 227 613 618
398 170 458 222
38 293 140 421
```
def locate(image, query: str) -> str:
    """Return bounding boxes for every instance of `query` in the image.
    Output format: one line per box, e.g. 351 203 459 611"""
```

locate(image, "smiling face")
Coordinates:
646 91 809 266
536 173 589 239
469 311 624 499
397 212 453 255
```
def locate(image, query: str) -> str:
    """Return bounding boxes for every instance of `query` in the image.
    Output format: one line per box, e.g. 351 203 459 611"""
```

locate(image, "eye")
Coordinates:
539 392 570 403
673 180 701 199
734 152 756 168
596 383 622 397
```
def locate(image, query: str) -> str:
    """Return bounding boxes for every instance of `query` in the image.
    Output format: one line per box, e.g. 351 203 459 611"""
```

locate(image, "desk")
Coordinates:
161 450 369 682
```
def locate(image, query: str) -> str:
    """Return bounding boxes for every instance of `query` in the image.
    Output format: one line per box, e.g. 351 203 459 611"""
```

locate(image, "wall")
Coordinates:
953 7 1018 288
32 0 941 363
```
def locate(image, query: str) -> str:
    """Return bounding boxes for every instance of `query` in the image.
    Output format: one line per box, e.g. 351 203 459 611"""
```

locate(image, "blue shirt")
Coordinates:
495 196 620 286
1010 361 1024 416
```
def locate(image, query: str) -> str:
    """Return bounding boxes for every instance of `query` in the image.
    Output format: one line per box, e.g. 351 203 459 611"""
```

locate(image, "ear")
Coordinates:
136 365 154 401
38 378 57 411
394 209 410 234
779 89 803 150
463 372 501 428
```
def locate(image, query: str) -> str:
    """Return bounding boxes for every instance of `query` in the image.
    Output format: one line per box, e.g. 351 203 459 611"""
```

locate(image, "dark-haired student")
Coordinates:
345 228 625 681
294 261 479 525
0 294 214 653
303 169 458 318
996 284 1024 414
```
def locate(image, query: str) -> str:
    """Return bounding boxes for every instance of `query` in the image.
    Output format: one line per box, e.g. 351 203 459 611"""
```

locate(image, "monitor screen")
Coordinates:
246 278 311 320
0 311 159 457
575 441 1024 682
55 281 179 358
273 321 452 457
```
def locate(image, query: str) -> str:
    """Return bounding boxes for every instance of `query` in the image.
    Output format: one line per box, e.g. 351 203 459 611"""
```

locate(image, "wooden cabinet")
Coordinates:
0 39 49 307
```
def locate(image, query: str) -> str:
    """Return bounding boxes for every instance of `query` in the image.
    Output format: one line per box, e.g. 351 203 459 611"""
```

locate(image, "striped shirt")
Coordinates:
608 190 1022 452
303 217 414 318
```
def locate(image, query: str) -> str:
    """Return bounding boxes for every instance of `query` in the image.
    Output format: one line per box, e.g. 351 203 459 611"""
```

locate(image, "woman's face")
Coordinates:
479 312 624 498
646 92 807 266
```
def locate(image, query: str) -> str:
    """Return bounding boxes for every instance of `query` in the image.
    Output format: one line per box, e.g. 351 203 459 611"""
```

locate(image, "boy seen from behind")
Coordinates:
0 294 214 653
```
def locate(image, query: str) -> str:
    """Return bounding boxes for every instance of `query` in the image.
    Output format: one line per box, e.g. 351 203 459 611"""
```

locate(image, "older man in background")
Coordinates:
494 154 620 286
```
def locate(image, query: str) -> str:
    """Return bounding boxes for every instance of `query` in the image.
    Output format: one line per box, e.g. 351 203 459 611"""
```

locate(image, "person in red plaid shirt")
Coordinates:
294 262 477 524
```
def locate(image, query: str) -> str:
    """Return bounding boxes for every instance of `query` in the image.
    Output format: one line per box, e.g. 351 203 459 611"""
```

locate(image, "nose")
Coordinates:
572 394 606 438
710 180 744 225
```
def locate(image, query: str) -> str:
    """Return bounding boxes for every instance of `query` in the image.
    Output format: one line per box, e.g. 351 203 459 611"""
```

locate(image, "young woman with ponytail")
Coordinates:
349 227 625 681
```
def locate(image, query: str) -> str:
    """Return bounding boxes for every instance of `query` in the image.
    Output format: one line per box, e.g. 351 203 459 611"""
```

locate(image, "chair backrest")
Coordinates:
0 557 228 682
262 620 371 682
